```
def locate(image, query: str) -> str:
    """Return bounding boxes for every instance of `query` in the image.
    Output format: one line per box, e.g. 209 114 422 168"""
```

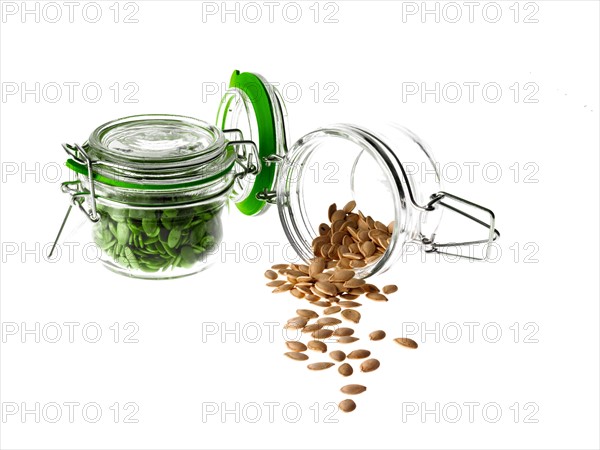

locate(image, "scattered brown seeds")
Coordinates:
369 330 386 341
383 284 398 294
338 362 353 376
361 284 379 293
366 292 388 302
341 384 367 395
307 340 327 353
332 327 354 337
330 269 355 282
347 349 371 360
308 362 335 371
296 309 319 319
338 300 362 308
317 317 342 326
394 337 419 349
285 352 309 361
337 336 360 344
343 200 357 213
341 309 361 324
315 281 337 297
273 284 294 293
324 305 341 315
330 350 346 362
286 341 307 352
361 359 380 372
311 300 332 307
302 323 323 333
312 329 334 339
344 278 366 289
338 399 356 413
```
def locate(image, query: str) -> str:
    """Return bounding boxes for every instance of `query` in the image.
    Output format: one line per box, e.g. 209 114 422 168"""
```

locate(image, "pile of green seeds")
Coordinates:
94 203 223 273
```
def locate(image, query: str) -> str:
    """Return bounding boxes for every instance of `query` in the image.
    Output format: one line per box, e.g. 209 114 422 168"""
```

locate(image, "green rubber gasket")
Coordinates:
65 155 236 191
219 70 278 216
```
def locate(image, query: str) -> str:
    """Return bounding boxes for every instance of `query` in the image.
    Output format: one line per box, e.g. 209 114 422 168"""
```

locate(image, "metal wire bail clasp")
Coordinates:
421 191 500 261
48 143 100 258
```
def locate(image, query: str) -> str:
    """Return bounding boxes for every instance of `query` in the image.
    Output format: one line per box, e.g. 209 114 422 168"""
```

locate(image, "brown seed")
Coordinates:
310 286 330 299
317 317 342 326
344 278 366 289
360 359 380 373
361 284 379 293
331 219 344 233
296 309 319 319
341 384 367 395
327 203 337 222
383 284 398 294
271 263 289 270
290 289 305 299
264 270 278 280
330 269 355 282
366 292 388 302
285 352 309 361
307 340 327 353
364 255 381 264
338 399 356 413
333 327 354 337
311 300 332 308
315 281 338 297
296 285 313 295
324 305 341 315
326 260 338 269
339 294 360 301
302 323 323 333
312 329 334 339
341 309 361 324
273 284 294 293
305 294 321 302
313 273 332 282
374 220 388 232
309 258 326 277
286 341 307 352
394 337 419 349
357 230 370 241
366 216 375 229
342 200 356 213
338 362 353 376
330 350 346 362
338 300 362 308
349 260 367 268
387 221 395 233
347 349 371 359
336 245 349 260
331 209 347 223
318 223 331 236
266 280 286 287
369 330 386 341
331 231 346 245
342 253 363 260
349 288 364 296
307 362 335 371
337 336 360 344
360 240 376 257
286 317 309 329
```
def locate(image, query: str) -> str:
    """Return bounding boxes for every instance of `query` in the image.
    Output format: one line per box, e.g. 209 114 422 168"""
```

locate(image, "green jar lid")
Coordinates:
217 70 288 216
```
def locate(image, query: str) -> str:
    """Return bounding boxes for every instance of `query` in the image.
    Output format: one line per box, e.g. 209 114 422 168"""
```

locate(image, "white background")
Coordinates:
1 1 599 449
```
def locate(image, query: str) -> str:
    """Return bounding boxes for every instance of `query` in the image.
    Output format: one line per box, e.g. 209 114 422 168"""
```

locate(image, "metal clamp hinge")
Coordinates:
421 191 500 261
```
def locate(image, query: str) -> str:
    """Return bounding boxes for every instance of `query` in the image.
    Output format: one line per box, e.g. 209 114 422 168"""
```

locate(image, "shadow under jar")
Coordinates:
61 114 260 279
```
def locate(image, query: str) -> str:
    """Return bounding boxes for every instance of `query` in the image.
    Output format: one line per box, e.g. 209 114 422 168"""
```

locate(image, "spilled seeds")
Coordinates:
268 201 414 414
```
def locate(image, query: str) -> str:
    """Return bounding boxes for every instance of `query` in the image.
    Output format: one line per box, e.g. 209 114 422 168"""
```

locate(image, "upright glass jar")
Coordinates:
55 70 498 279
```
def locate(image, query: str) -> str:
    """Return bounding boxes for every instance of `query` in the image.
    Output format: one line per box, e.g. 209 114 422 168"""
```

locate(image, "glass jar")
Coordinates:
54 70 498 279
57 114 264 279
